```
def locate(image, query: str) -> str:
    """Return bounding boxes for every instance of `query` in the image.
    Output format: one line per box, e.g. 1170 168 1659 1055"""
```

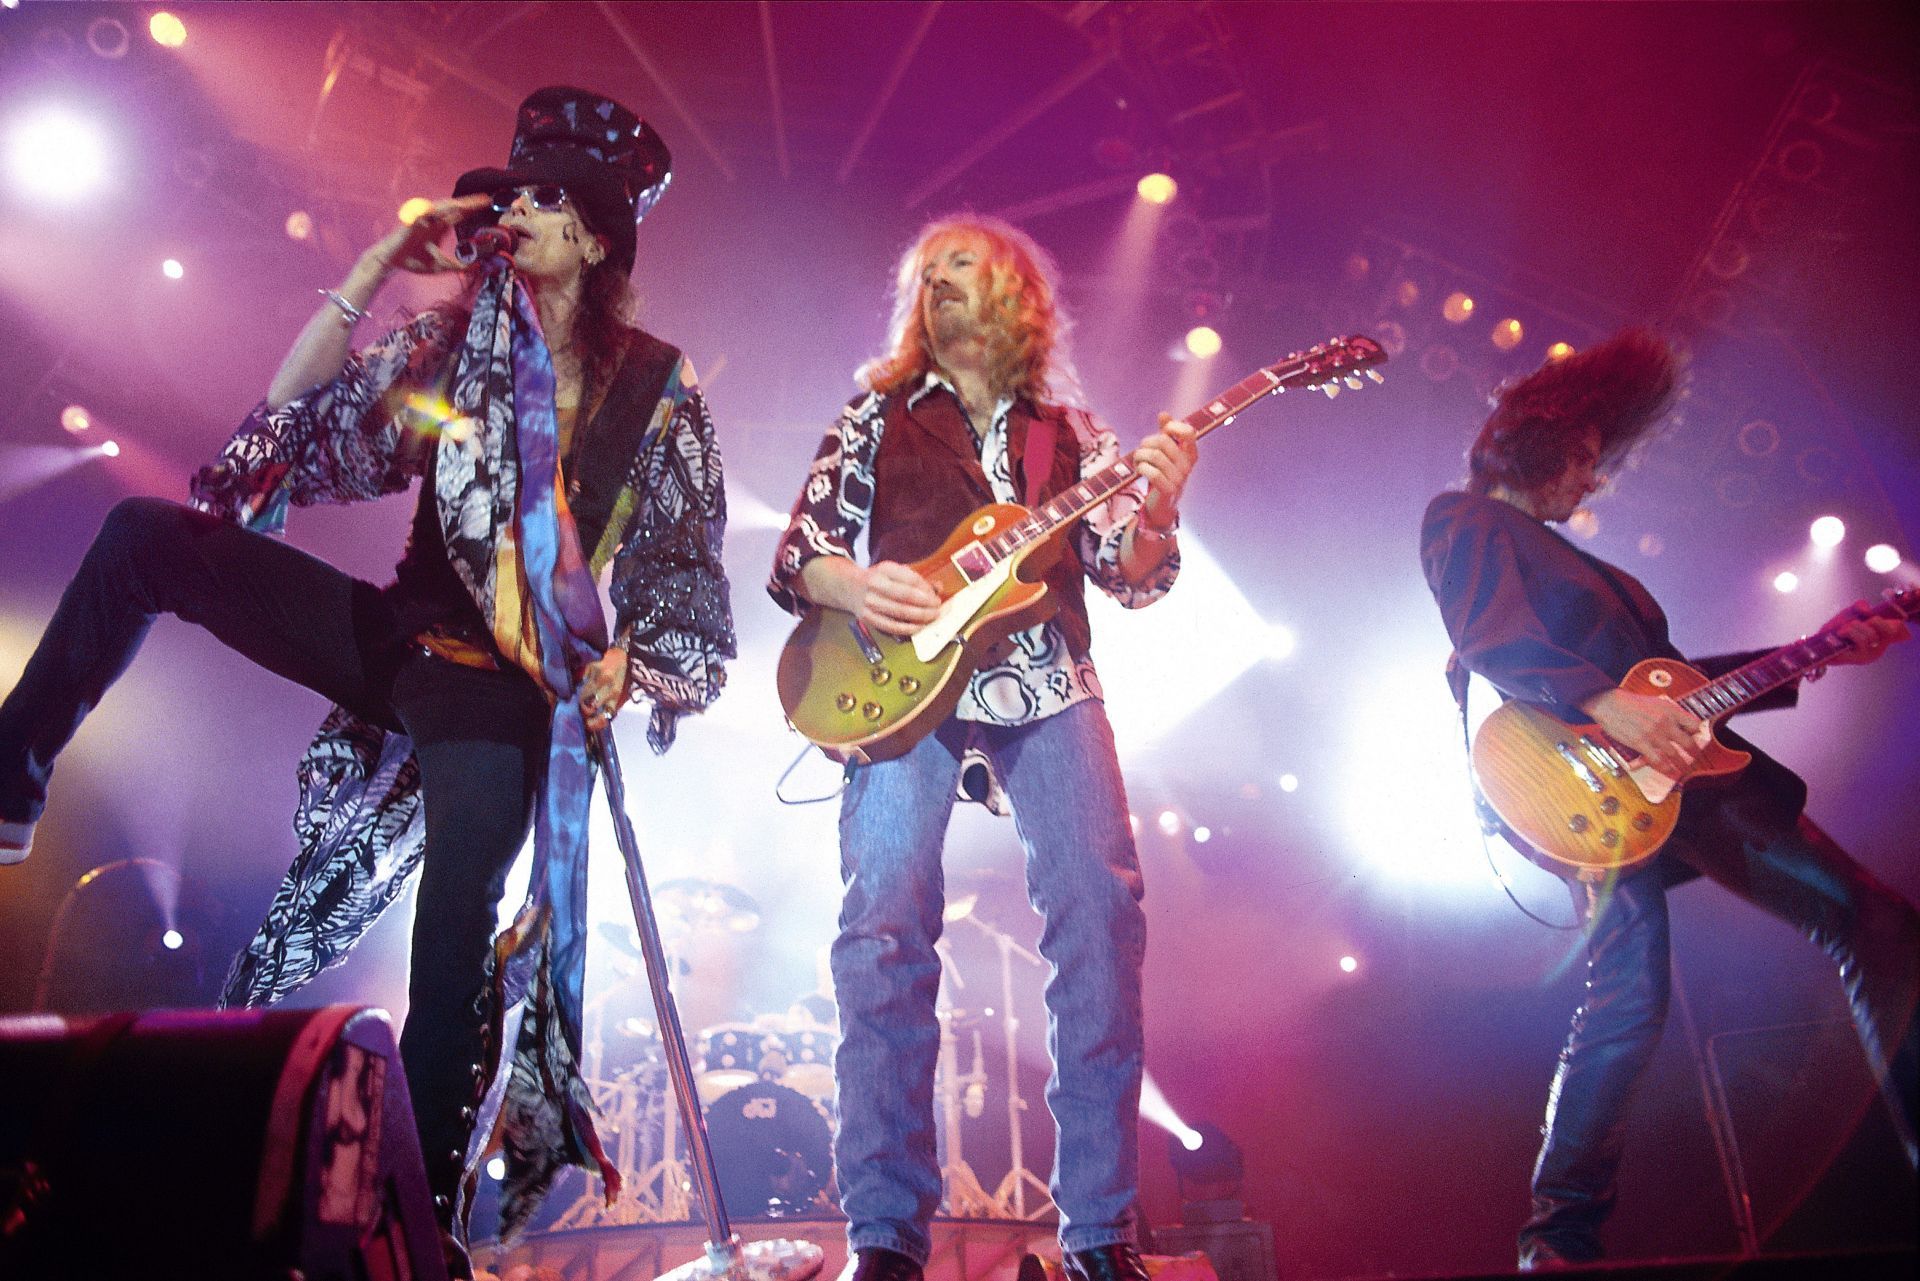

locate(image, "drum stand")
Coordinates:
959 913 1054 1220
595 729 825 1281
934 943 998 1217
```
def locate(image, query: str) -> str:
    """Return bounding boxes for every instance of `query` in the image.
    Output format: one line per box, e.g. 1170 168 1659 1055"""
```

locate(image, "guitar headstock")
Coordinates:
1268 334 1389 397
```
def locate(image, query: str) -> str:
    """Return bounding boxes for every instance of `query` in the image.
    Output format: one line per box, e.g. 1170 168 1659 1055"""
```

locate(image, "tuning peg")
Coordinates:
1321 383 1340 399
1343 374 1363 390
1365 369 1385 383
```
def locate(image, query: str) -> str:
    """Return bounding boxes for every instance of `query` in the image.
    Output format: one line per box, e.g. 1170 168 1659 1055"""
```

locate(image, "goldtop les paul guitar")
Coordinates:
1471 586 1919 880
776 335 1388 765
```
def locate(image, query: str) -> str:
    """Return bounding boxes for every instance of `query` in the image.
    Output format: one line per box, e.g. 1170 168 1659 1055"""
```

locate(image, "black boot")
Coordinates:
836 1248 924 1281
1063 1245 1149 1281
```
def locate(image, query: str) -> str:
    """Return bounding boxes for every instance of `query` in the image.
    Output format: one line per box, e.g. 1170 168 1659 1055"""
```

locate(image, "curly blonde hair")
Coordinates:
858 214 1083 405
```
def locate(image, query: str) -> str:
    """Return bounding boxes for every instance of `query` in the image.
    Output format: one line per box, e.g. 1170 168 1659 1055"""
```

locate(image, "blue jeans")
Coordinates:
831 700 1147 1264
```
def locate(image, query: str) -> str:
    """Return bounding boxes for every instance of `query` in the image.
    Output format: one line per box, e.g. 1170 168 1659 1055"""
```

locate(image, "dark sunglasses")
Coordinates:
490 184 570 214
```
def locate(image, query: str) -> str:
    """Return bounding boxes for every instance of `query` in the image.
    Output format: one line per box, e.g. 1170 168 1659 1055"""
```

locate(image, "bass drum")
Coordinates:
705 1080 835 1217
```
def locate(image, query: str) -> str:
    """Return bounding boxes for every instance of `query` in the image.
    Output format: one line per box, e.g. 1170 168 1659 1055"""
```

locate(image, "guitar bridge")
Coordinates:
846 618 883 664
1554 741 1606 793
1577 736 1626 777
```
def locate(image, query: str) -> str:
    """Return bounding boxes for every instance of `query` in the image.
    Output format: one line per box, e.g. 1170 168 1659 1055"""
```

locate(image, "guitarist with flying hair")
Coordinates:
1420 328 1918 1269
769 215 1196 1281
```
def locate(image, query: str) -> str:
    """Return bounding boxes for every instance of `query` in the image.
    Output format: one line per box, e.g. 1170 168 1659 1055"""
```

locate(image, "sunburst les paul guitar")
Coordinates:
1471 586 1919 879
776 335 1388 765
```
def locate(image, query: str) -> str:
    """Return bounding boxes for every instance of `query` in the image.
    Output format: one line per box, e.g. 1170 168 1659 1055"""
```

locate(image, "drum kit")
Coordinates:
548 849 1058 1233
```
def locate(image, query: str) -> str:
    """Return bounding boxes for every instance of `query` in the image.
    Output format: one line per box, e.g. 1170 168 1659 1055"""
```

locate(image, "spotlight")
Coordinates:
1864 544 1902 574
1442 292 1475 324
1128 812 1140 835
1809 515 1845 549
7 106 110 202
1490 317 1524 351
1193 826 1212 844
1566 508 1599 540
60 405 91 434
100 440 121 458
1167 1121 1244 1218
1136 172 1177 205
284 210 313 241
1546 341 1575 362
1267 623 1297 661
1184 325 1222 359
1156 809 1181 836
149 12 187 48
1278 773 1299 793
486 1155 507 1181
1773 571 1799 594
397 196 433 225
161 929 184 951
1339 955 1357 973
161 258 184 279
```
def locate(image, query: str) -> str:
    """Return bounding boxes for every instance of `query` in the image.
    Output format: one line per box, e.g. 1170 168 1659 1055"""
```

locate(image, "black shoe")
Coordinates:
1063 1245 1149 1281
836 1248 924 1281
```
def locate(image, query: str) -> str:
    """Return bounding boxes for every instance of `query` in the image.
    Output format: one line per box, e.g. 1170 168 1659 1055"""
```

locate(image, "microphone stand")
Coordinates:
593 728 824 1281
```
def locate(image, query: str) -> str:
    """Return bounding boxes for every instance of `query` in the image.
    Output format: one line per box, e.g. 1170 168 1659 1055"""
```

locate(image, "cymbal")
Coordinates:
655 878 762 934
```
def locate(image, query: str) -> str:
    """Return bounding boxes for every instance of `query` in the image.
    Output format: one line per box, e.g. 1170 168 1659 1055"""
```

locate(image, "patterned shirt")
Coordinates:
769 372 1178 728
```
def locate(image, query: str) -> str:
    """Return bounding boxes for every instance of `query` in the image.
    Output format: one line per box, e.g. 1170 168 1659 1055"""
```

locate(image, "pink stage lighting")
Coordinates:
60 405 91 434
1772 570 1799 594
1183 325 1221 359
161 258 184 280
1809 515 1845 549
149 12 187 48
1136 173 1177 204
1864 544 1901 574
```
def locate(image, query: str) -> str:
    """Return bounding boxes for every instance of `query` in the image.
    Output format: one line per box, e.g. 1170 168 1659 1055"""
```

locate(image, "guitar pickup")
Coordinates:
950 542 993 583
1554 741 1606 793
1576 736 1626 777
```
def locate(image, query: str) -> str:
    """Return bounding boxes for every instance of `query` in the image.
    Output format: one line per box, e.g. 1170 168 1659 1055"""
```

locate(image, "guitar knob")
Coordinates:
1600 830 1619 848
1599 796 1620 815
835 693 856 713
870 667 891 686
861 702 883 722
1632 813 1653 831
1567 815 1589 833
898 676 920 695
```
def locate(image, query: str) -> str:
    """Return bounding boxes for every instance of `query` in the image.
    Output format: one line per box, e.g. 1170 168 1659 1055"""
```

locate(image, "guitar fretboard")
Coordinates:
977 342 1379 564
1678 591 1918 720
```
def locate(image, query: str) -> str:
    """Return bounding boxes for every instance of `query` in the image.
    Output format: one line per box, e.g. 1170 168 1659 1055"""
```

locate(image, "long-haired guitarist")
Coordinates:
1420 328 1918 1268
767 215 1197 1281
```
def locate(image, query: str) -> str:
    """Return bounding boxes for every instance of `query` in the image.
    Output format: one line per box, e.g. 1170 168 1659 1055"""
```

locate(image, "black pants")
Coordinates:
1520 782 1920 1263
0 497 552 1223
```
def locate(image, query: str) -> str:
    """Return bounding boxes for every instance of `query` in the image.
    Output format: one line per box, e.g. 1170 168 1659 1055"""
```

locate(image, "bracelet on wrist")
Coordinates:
1135 511 1179 542
317 287 367 327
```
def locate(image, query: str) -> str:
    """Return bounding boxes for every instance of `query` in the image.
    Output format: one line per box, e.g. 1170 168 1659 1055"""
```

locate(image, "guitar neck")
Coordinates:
1678 591 1918 720
980 360 1339 562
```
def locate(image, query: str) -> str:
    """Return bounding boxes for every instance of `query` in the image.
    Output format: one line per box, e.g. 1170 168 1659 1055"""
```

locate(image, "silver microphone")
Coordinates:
456 224 516 265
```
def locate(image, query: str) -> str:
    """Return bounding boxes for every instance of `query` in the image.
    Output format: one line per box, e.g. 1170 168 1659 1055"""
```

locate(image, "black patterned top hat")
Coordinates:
453 85 671 275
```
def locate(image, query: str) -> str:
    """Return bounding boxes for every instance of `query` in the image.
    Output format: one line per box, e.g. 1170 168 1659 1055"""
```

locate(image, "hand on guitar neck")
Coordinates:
1580 598 1911 778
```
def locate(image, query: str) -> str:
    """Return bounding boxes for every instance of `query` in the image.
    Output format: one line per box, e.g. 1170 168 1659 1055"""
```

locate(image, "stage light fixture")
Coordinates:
1193 826 1212 844
1156 809 1181 836
1864 544 1901 574
1339 955 1357 973
1136 172 1177 205
1546 341 1575 361
161 258 184 279
1278 773 1299 793
1167 1121 1244 1215
149 12 187 48
1442 292 1475 324
486 1155 507 1181
8 106 109 202
397 196 433 225
1490 317 1524 351
284 210 313 241
1183 325 1221 359
1809 515 1845 549
60 405 91 434
1772 571 1799 594
161 929 184 951
100 440 121 458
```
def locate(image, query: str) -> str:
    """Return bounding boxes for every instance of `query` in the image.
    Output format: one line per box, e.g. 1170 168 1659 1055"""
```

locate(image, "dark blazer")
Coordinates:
1421 490 1807 827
